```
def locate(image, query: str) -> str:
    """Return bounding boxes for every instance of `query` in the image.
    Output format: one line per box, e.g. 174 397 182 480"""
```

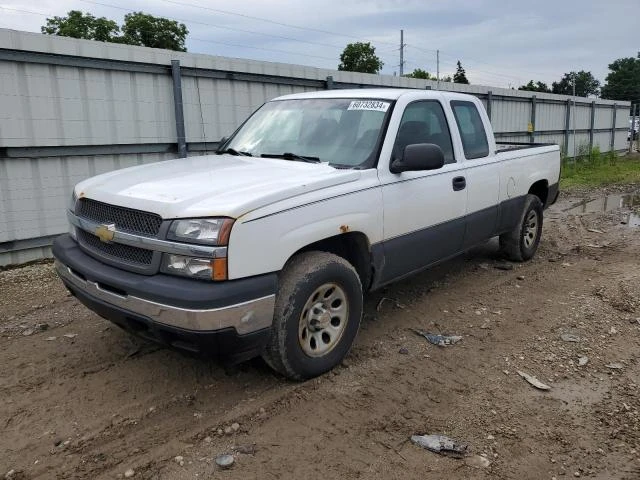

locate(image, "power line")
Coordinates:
153 0 399 48
78 0 348 50
0 6 339 62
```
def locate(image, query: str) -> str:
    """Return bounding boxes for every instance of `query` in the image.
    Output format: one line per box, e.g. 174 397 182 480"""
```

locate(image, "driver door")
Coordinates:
379 100 468 283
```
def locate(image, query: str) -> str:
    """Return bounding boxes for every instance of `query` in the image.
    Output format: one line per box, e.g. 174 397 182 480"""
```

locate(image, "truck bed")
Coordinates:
495 141 558 153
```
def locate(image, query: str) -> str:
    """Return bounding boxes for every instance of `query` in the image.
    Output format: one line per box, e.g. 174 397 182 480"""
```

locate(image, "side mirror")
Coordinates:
390 143 445 174
215 137 228 153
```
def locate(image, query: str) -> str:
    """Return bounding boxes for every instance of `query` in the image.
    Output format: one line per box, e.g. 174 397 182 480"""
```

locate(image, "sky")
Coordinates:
0 0 637 89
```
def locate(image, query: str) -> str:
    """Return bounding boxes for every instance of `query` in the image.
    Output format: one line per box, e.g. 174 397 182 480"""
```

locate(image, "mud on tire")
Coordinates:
499 194 544 262
262 251 363 380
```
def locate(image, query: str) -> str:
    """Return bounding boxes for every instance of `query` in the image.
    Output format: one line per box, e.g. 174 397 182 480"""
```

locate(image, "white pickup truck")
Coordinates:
53 89 560 379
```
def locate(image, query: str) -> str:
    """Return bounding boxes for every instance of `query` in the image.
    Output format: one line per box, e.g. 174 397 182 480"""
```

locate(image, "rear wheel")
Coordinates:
499 194 543 262
262 251 363 380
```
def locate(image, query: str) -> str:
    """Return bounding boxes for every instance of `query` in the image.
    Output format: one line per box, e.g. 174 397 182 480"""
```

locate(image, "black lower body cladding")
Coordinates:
52 234 277 361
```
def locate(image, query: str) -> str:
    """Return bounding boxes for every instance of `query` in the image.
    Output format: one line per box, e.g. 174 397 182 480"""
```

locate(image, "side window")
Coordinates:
451 101 489 159
393 101 455 164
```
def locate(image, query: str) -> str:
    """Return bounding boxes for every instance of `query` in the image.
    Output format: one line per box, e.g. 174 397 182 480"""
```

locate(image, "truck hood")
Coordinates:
74 154 361 219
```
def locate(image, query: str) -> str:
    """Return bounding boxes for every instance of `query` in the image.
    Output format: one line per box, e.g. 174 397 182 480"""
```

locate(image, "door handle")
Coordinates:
452 176 466 191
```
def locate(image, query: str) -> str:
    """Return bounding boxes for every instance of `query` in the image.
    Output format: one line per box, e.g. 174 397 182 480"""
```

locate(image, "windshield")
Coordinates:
222 98 393 167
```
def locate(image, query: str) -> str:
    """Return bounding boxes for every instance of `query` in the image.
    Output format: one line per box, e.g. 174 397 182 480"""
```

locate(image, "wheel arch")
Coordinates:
528 179 549 206
284 231 375 290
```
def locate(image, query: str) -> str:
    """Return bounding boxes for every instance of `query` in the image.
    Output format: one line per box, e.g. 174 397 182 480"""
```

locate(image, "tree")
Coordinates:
518 80 551 93
119 12 188 52
41 10 188 51
453 61 469 84
41 10 119 42
551 71 600 97
338 42 383 74
404 68 433 79
600 53 640 101
441 75 453 83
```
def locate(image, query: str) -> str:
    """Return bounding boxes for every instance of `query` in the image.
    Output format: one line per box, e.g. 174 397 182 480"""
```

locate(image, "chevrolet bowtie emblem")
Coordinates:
95 224 116 243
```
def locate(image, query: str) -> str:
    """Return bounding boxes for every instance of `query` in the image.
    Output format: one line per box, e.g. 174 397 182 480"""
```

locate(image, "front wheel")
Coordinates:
262 251 363 380
499 194 543 262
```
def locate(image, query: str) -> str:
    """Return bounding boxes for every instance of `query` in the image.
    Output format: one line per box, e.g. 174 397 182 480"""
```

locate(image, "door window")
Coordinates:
451 101 489 159
392 101 455 164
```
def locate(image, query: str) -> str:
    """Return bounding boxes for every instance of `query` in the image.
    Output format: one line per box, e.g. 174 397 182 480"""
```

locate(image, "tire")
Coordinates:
262 251 363 380
499 194 543 262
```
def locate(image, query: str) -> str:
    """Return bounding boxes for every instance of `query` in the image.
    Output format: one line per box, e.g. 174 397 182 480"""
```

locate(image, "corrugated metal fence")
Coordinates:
0 29 632 266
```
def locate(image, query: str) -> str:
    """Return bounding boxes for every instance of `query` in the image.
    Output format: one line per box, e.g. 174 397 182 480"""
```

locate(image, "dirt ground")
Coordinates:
2 186 639 480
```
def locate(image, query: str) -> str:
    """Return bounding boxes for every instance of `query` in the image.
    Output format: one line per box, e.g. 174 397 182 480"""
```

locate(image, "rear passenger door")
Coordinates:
450 100 501 249
379 100 468 283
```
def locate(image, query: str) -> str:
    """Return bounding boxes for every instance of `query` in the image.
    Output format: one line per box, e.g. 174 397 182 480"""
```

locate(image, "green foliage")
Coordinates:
404 68 433 80
552 71 600 97
338 42 383 74
518 80 551 93
440 75 453 83
600 52 640 101
41 10 119 42
561 148 640 188
119 12 188 52
453 61 469 84
41 10 188 51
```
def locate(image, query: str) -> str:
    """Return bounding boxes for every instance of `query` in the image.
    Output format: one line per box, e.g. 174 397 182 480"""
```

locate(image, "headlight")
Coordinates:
161 254 227 281
167 218 234 245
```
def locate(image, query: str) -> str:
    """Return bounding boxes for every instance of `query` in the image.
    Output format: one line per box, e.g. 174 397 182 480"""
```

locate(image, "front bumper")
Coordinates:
52 234 277 358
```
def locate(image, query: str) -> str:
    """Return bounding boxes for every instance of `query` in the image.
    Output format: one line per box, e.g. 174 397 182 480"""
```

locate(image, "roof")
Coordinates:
273 88 444 101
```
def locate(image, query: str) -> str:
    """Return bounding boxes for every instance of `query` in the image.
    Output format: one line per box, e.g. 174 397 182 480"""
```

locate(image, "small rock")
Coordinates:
22 329 34 336
517 275 525 281
486 434 495 440
5 470 16 479
36 323 49 331
578 356 589 366
464 454 491 468
609 326 617 335
494 263 514 271
203 436 212 443
605 363 623 370
215 454 234 469
399 347 409 355
224 427 233 435
63 333 78 339
259 408 265 414
561 333 581 342
46 336 57 341
174 456 184 467
124 469 135 478
231 423 240 432
574 472 580 478
217 429 223 435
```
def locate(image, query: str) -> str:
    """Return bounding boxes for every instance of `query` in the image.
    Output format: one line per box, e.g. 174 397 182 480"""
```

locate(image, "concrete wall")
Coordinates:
0 28 632 266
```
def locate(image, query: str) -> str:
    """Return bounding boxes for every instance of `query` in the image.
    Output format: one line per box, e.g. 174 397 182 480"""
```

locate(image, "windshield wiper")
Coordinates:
260 152 321 163
217 148 253 157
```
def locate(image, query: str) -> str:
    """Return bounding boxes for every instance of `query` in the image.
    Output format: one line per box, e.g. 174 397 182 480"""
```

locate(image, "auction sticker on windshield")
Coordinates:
347 100 390 112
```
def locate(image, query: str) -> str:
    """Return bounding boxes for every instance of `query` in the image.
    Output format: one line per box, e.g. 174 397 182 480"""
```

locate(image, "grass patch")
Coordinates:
561 149 640 189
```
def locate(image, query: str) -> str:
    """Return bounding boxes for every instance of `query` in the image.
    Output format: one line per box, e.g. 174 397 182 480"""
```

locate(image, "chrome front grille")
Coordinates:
78 229 154 266
76 198 162 237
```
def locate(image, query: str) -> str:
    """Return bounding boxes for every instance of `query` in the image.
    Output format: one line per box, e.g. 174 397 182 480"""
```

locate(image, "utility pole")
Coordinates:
399 30 405 76
436 49 440 90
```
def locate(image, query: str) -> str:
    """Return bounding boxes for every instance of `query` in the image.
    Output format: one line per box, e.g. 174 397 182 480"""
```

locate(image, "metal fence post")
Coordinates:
325 75 334 90
589 101 596 152
486 91 492 121
610 104 617 152
171 60 187 158
564 99 571 157
630 104 636 153
530 95 536 143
